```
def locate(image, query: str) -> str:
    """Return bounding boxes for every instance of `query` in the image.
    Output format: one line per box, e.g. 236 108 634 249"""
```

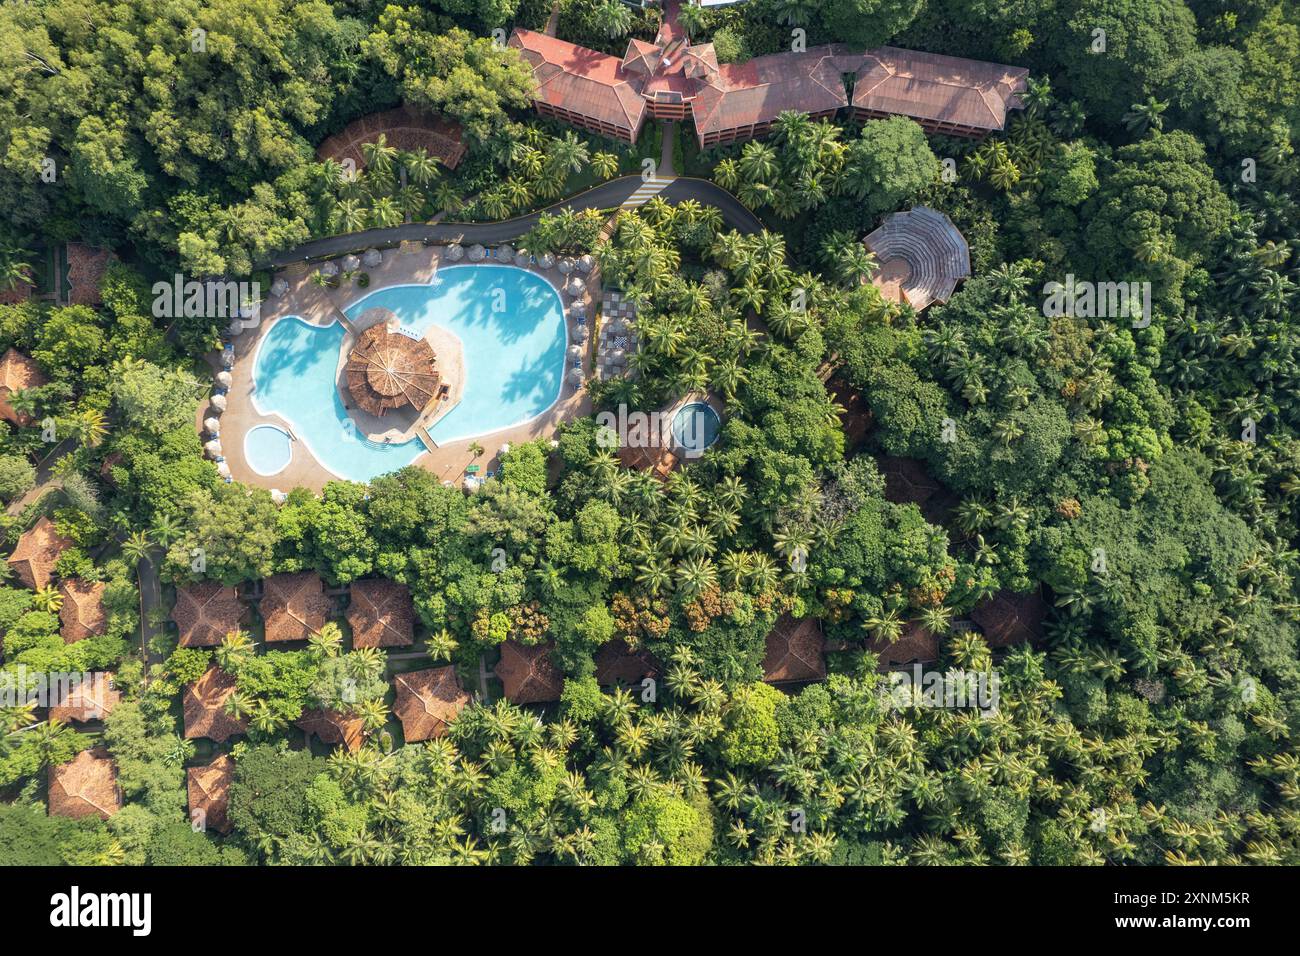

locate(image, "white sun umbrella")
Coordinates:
463 475 482 493
363 248 383 268
567 368 584 386
498 442 511 457
270 278 289 297
576 254 595 274
514 250 530 268
204 417 221 434
570 302 587 319
210 393 227 412
467 244 485 262
216 370 233 388
566 277 586 297
226 318 244 337
497 243 514 262
575 323 590 342
216 462 232 480
270 488 288 505
341 253 361 273
567 344 583 359
318 260 339 277
204 439 223 458
537 252 555 270
445 243 464 262
558 257 575 275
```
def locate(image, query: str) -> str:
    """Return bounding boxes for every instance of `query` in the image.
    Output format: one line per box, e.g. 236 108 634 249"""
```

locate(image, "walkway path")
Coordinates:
5 437 76 517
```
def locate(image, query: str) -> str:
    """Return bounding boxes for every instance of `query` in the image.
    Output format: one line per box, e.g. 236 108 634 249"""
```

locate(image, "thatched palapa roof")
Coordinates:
48 749 121 820
260 572 331 643
172 581 245 647
345 322 439 417
494 641 563 704
762 614 827 684
971 589 1048 648
58 579 107 644
393 666 471 741
183 666 247 743
297 708 366 752
49 674 121 723
0 348 47 426
7 516 72 590
188 755 235 834
347 578 414 649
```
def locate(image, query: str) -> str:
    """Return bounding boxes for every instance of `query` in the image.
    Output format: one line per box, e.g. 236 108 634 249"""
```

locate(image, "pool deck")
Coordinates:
205 245 595 492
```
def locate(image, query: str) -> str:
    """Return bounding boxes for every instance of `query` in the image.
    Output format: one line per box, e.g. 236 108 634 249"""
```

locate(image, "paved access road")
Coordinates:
265 176 765 268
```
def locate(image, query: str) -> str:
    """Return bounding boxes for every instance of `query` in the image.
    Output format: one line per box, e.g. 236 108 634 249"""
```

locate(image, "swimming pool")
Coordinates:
672 402 721 458
245 424 294 476
251 265 566 482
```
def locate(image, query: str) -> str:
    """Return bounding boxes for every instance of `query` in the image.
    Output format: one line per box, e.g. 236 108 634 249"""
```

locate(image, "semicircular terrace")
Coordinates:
864 206 971 313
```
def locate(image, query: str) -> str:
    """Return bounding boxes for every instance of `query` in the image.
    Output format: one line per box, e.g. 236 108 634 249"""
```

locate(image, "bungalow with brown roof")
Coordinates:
297 707 366 752
183 666 248 743
971 588 1049 648
494 641 563 704
594 638 659 687
347 578 414 649
393 666 471 741
172 581 246 648
762 614 827 684
59 579 107 644
0 348 47 426
7 515 72 590
188 755 235 834
49 674 121 723
260 572 332 643
49 749 121 820
868 621 941 670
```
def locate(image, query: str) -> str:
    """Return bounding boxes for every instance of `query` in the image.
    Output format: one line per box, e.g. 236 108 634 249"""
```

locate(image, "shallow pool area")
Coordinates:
244 424 293 476
250 265 566 483
672 401 722 457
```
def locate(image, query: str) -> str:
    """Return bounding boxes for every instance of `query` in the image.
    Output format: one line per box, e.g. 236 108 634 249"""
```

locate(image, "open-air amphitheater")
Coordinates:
864 206 972 313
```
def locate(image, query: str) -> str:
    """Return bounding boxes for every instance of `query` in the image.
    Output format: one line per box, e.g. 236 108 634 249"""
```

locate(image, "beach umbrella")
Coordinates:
567 344 583 359
226 319 244 337
341 253 361 272
270 278 289 297
558 257 575 275
566 277 586 296
497 244 514 262
445 243 464 262
568 368 584 386
575 323 590 342
271 489 287 505
216 462 232 479
318 260 339 277
570 302 587 319
204 439 223 458
363 248 383 268
514 251 530 268
577 254 595 274
463 475 482 493
467 244 485 262
216 370 233 388
204 417 221 434
210 393 228 412
537 253 555 270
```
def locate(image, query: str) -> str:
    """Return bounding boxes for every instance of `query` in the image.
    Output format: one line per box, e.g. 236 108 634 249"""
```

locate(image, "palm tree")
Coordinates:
403 148 441 187
369 196 402 228
150 513 183 548
591 151 620 180
0 241 33 292
32 585 62 613
121 530 151 567
677 1 707 37
216 629 255 670
550 131 590 176
714 158 741 192
1122 97 1168 135
361 134 398 183
71 408 108 448
595 0 633 39
334 198 368 234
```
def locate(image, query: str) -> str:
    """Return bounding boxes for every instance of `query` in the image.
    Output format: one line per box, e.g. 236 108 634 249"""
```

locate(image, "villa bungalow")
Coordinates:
618 443 678 480
188 755 235 834
172 581 246 648
49 674 122 723
594 639 659 687
762 614 827 684
260 572 332 643
7 516 72 590
297 708 366 753
58 579 107 644
183 666 248 743
392 666 471 741
347 578 414 649
0 348 47 426
494 641 564 705
971 588 1049 648
48 749 121 820
868 621 941 670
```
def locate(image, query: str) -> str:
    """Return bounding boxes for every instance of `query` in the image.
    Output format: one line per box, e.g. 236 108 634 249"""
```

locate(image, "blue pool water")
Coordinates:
251 265 565 482
244 424 293 475
672 402 721 457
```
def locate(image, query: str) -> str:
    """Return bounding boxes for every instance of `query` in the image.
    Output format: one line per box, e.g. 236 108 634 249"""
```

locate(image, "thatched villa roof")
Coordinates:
347 578 414 649
260 572 331 643
594 639 659 687
345 322 439 417
49 674 121 723
7 516 72 591
762 614 827 684
48 749 121 820
58 579 107 644
0 348 46 426
494 641 563 705
173 581 246 648
183 666 248 743
296 708 366 753
187 755 235 834
393 666 471 741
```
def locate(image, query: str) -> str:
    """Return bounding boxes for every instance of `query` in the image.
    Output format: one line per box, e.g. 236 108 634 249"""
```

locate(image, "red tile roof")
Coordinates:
0 348 47 425
260 572 332 643
188 755 234 834
346 578 414 649
58 579 107 644
494 641 563 704
762 614 827 683
7 516 72 591
509 29 649 139
594 639 659 687
297 707 366 752
49 673 121 723
868 621 941 669
691 46 855 139
971 589 1048 648
49 749 121 820
172 581 245 648
852 47 1028 134
393 666 471 741
183 666 247 743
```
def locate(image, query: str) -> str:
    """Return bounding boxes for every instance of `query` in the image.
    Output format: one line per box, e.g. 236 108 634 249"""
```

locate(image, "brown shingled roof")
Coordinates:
347 578 414 649
58 579 106 644
187 755 234 834
393 666 471 741
762 614 827 684
510 29 649 140
297 707 366 753
48 748 121 820
183 666 248 743
864 207 971 312
879 455 943 507
971 589 1048 648
49 673 121 723
494 641 563 705
260 572 332 643
594 639 659 687
172 582 246 648
868 621 941 670
7 516 72 591
64 243 117 308
0 348 47 426
691 46 856 140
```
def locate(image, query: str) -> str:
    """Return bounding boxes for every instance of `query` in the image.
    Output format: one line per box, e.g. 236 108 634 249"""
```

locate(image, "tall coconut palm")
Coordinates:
0 241 33 292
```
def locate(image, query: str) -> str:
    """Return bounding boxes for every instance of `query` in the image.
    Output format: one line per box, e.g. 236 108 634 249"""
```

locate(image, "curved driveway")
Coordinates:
265 176 765 268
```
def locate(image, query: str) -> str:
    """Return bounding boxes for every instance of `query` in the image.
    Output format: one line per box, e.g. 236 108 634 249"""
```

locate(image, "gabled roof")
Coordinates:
58 579 107 644
971 589 1048 648
393 666 471 741
7 516 72 591
762 614 827 683
509 29 649 136
594 639 659 687
188 755 235 834
852 46 1028 134
183 666 247 743
691 46 857 138
297 708 366 752
260 572 331 643
48 748 121 820
868 621 941 669
0 348 46 425
494 641 563 705
49 673 121 723
172 581 245 648
346 578 414 649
